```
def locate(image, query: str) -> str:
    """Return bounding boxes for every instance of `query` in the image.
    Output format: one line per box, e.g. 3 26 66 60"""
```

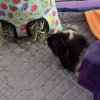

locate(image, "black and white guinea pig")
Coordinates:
47 28 88 74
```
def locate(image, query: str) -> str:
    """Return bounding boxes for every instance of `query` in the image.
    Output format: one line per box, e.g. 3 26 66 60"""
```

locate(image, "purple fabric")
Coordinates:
78 40 100 100
56 0 100 9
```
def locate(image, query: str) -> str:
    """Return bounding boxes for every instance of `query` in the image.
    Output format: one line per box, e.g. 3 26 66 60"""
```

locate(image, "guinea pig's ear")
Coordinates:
51 39 61 55
63 32 70 39
47 37 59 56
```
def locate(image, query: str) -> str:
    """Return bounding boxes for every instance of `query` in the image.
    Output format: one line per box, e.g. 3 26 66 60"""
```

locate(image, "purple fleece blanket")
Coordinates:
56 0 100 9
78 40 100 100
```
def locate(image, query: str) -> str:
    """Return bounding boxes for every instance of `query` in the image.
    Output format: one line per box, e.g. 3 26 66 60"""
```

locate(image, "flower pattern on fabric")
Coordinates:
0 0 63 37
